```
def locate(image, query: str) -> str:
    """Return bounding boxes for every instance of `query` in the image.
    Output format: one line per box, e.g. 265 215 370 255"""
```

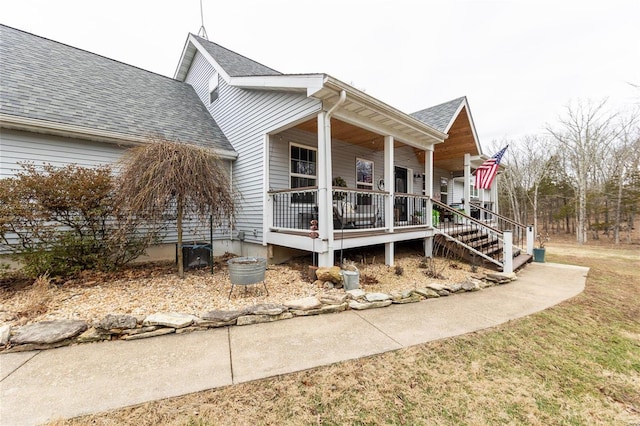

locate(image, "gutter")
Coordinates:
0 114 238 160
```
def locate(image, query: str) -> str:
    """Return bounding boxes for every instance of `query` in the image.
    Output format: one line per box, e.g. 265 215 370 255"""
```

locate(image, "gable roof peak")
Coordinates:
190 34 282 77
410 96 468 133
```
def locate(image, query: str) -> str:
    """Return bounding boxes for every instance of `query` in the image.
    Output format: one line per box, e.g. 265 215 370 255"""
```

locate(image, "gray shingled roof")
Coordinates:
0 24 234 153
410 97 466 133
191 34 282 77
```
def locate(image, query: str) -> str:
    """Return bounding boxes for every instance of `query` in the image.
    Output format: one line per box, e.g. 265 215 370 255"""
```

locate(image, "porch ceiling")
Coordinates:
295 117 393 151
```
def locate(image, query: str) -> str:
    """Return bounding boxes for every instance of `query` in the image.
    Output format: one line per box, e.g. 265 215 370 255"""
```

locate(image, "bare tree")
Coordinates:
610 122 640 243
547 99 622 244
117 139 235 278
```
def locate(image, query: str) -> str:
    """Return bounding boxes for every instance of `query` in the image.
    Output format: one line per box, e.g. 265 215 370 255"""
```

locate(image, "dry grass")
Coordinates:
49 241 640 425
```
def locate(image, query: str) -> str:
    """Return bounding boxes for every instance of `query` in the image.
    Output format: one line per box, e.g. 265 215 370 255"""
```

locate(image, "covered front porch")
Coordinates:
262 88 505 267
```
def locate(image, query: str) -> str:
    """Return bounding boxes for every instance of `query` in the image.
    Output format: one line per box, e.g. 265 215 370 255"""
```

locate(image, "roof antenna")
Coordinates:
197 0 209 40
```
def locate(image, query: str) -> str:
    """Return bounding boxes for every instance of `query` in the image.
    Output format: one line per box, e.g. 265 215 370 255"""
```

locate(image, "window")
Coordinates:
470 178 479 199
356 158 374 189
440 177 448 203
290 143 317 203
356 158 374 205
209 72 219 104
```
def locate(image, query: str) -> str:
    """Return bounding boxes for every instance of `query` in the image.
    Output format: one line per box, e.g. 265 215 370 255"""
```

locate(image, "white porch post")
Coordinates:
384 135 395 266
492 175 499 214
424 148 434 258
503 230 513 274
464 153 471 216
526 225 534 255
263 134 273 245
317 111 334 267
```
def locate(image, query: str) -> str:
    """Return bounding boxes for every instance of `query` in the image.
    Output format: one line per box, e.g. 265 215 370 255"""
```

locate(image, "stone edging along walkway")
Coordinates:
0 272 518 354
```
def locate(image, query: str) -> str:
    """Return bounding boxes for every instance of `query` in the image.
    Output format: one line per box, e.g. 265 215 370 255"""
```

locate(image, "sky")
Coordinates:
2 0 639 150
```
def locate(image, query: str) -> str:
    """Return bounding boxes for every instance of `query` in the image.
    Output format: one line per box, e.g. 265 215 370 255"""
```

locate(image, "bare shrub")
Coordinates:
19 273 52 319
117 139 236 278
0 163 159 277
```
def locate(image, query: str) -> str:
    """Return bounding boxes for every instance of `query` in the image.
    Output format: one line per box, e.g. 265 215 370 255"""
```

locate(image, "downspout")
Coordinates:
327 90 347 118
320 90 346 266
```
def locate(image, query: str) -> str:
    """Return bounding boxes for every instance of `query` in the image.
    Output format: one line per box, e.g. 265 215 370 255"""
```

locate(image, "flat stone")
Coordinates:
201 309 243 322
121 328 175 341
236 312 293 326
194 319 236 328
291 303 348 316
436 289 450 297
120 326 159 335
0 324 10 346
284 297 322 311
143 312 196 329
176 326 206 334
479 280 495 289
414 288 440 298
426 283 446 291
445 283 464 293
486 272 517 283
348 300 392 310
11 320 87 345
245 304 287 316
319 293 348 305
365 293 391 302
400 289 414 299
4 338 76 353
76 327 110 343
97 314 137 330
461 280 480 292
392 295 422 304
315 266 342 284
346 289 366 299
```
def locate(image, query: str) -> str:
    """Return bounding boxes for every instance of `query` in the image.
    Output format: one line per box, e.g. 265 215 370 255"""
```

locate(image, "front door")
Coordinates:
394 166 409 222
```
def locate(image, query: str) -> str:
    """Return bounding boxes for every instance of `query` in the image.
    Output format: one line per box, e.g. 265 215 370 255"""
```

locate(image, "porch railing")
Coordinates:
269 187 319 231
470 201 527 252
267 188 432 231
432 199 504 268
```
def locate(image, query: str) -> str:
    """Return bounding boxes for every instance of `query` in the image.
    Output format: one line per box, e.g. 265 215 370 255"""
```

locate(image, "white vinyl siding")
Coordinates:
184 51 321 244
0 129 231 250
0 129 123 178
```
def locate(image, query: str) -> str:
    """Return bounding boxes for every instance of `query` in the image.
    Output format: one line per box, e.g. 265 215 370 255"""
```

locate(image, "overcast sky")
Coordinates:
2 0 639 151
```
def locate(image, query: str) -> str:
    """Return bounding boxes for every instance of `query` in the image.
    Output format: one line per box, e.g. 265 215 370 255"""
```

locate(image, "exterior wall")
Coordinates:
0 128 232 253
184 51 321 245
0 128 123 178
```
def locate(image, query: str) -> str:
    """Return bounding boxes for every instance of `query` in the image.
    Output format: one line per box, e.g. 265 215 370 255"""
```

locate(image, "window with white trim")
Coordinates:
356 158 374 205
290 143 317 203
209 72 219 104
439 177 448 203
470 178 479 199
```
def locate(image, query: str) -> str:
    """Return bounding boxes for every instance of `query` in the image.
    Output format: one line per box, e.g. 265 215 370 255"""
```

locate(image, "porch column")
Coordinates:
424 148 434 258
264 134 273 245
317 111 334 267
384 135 394 265
492 175 499 213
464 153 471 216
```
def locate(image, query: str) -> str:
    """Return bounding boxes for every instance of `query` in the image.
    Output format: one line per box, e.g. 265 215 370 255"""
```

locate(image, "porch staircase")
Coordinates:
432 200 532 272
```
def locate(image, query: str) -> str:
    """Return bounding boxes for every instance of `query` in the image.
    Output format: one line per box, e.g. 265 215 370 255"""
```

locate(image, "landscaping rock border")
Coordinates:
0 272 517 353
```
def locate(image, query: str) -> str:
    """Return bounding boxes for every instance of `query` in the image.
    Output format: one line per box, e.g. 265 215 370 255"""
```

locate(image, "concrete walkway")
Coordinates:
0 262 588 426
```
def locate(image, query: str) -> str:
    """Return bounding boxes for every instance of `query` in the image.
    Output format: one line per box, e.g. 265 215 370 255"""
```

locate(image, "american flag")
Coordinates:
475 146 508 190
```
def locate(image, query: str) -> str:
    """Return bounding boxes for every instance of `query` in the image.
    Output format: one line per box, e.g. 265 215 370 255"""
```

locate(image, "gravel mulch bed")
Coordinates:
0 249 492 328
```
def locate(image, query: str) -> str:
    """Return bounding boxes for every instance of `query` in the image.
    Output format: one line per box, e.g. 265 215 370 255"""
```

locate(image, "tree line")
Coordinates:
494 99 639 245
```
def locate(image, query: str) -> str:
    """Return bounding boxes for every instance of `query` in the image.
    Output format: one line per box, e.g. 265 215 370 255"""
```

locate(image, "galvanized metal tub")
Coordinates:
227 257 267 285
